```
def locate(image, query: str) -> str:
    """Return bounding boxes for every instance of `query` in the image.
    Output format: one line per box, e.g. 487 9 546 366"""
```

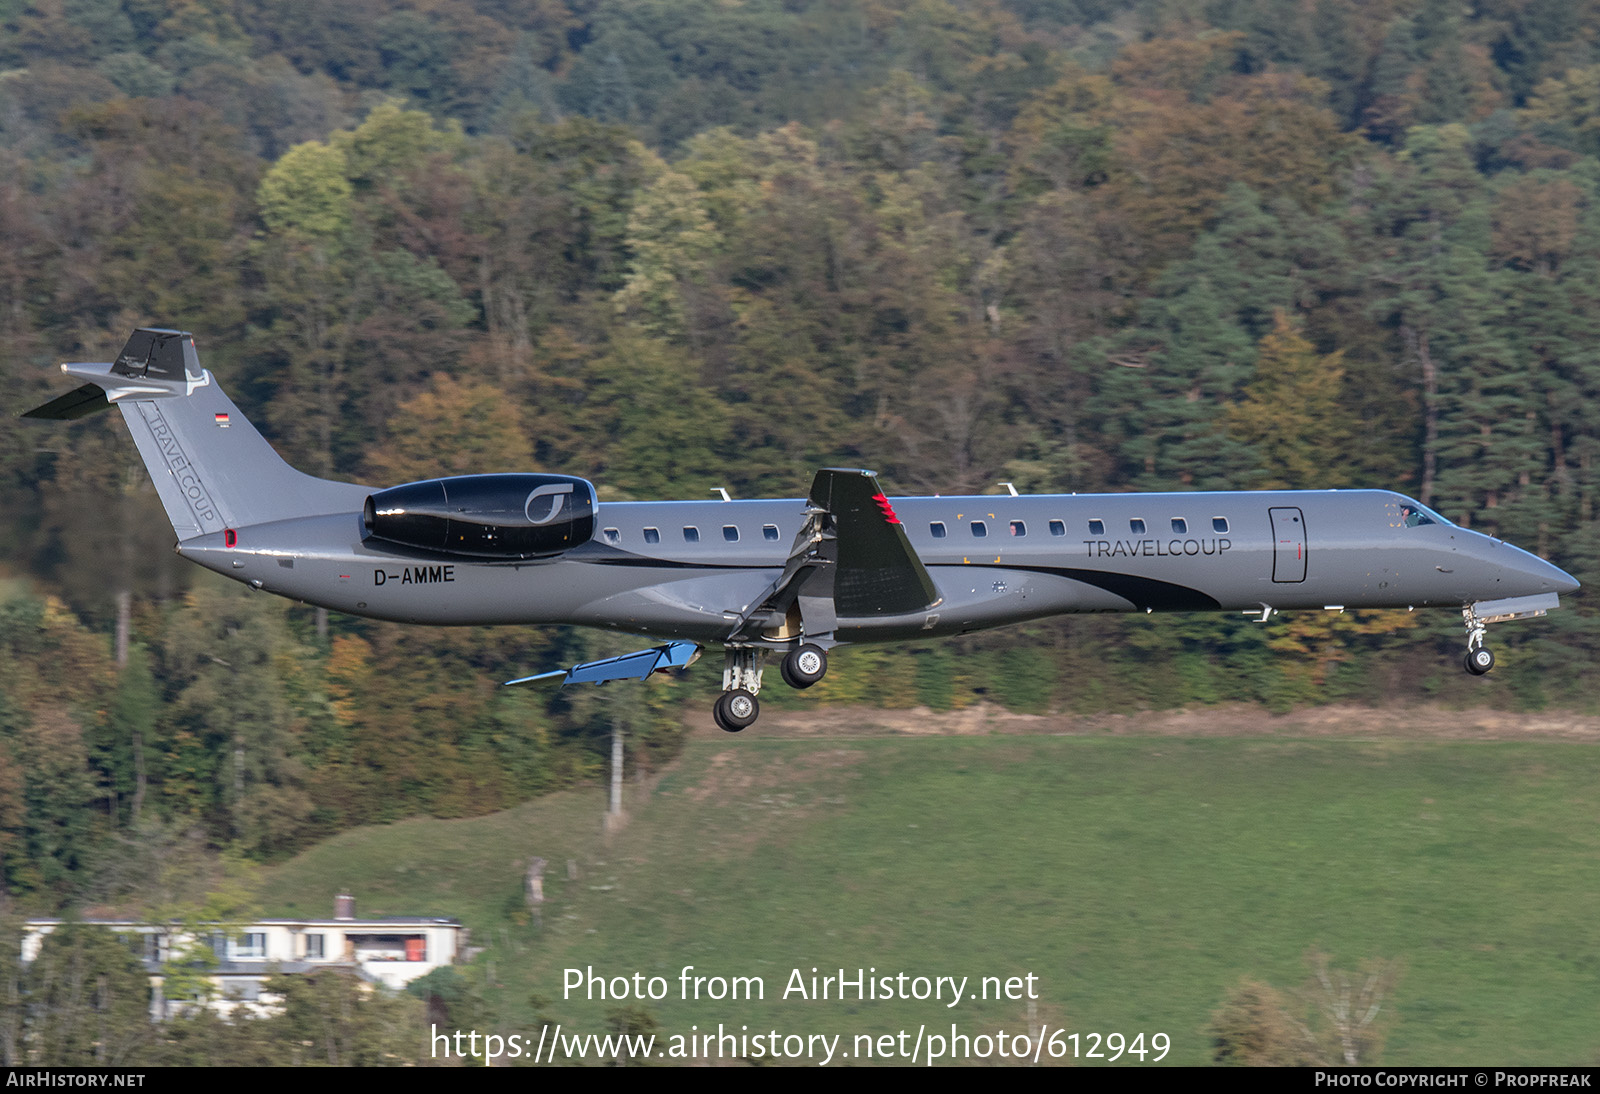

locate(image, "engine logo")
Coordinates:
524 483 575 524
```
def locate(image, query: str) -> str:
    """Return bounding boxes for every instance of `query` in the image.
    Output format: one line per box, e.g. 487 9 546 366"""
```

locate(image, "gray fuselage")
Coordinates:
178 488 1577 647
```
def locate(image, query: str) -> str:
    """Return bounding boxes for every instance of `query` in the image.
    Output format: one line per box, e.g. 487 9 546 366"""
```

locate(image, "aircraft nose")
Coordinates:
1549 561 1581 595
1504 544 1579 596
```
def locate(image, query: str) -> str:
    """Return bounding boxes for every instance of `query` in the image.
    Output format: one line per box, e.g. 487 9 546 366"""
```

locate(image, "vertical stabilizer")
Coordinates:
25 329 370 541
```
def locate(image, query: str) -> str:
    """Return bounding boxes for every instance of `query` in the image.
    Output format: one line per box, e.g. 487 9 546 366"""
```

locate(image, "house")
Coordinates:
22 895 464 1019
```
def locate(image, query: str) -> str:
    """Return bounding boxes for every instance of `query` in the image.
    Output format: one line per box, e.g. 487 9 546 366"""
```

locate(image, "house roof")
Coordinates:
26 916 462 929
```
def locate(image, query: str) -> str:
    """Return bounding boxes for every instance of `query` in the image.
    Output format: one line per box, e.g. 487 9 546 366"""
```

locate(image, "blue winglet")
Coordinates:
503 642 701 687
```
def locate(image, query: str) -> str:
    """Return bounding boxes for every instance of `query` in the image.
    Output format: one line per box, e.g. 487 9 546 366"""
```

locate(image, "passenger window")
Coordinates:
1009 520 1026 537
1049 520 1065 537
972 521 988 538
930 522 947 539
763 524 780 541
723 525 739 542
1088 519 1105 536
603 528 620 544
644 527 659 545
1171 518 1187 534
683 526 700 543
1213 517 1229 534
1130 518 1146 535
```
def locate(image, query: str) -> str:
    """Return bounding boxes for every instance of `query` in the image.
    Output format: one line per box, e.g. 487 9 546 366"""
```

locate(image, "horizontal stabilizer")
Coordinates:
23 383 111 420
503 642 701 687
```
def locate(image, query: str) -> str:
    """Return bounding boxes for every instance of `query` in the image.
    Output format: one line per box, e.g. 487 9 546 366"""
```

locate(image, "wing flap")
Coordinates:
503 642 701 687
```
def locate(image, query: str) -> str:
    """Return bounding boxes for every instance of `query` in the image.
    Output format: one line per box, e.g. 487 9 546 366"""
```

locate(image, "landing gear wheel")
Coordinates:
1465 647 1495 675
713 689 760 732
780 644 828 689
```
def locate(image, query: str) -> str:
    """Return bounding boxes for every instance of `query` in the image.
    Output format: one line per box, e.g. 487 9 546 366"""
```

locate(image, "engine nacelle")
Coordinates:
363 474 596 559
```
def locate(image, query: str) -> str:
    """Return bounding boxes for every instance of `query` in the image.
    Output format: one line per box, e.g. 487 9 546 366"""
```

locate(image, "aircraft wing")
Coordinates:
503 641 701 687
732 468 940 640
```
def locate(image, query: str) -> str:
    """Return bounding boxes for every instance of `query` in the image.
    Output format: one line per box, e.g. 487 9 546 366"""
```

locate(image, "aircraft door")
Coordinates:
1269 507 1307 583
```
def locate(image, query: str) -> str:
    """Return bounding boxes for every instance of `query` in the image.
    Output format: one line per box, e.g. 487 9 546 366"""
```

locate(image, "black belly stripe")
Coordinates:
966 565 1222 611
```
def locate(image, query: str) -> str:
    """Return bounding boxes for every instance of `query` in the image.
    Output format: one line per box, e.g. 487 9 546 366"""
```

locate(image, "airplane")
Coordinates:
25 329 1582 732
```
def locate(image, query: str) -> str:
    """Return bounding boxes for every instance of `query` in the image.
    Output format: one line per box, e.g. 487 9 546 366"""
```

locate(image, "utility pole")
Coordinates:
609 714 623 819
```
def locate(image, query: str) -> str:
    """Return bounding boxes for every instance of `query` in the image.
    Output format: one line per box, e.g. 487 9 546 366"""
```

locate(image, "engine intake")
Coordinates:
363 474 596 559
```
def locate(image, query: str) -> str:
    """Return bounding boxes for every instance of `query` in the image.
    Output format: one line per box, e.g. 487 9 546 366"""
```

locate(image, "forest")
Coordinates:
1 0 1599 916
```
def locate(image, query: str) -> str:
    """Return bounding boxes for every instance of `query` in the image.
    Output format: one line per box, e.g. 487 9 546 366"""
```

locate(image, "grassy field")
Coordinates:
258 730 1600 1065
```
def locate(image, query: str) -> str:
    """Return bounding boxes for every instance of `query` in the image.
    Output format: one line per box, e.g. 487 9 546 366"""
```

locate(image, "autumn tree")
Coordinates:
1211 978 1319 1066
364 373 533 486
1211 951 1401 1066
1227 310 1352 490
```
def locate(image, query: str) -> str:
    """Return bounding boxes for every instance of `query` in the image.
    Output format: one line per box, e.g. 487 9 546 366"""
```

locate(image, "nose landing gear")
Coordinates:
1457 594 1561 675
1462 605 1493 675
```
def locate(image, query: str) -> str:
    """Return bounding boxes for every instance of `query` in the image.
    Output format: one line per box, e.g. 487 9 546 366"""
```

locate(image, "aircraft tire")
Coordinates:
780 644 828 689
1465 647 1495 675
715 689 759 732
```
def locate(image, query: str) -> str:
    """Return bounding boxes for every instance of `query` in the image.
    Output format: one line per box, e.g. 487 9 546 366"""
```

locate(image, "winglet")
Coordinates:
809 468 939 617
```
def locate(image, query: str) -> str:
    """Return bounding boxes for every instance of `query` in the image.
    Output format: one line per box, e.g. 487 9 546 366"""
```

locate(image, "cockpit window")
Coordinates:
1393 497 1451 529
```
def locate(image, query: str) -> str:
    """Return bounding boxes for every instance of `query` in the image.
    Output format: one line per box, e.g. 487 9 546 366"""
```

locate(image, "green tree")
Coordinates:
94 642 158 828
25 924 151 1066
580 333 731 499
266 967 428 1066
257 141 353 239
252 104 475 479
614 162 724 341
162 580 314 855
0 914 22 1065
156 860 260 1013
1095 274 1256 491
1358 125 1506 513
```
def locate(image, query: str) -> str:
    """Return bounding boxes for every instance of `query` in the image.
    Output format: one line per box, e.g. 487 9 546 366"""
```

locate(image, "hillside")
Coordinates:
258 716 1600 1065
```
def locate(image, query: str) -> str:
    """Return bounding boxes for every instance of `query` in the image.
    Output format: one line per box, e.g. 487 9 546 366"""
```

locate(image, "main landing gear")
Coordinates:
780 643 828 689
1462 604 1494 675
713 689 760 732
712 644 831 732
713 647 764 733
